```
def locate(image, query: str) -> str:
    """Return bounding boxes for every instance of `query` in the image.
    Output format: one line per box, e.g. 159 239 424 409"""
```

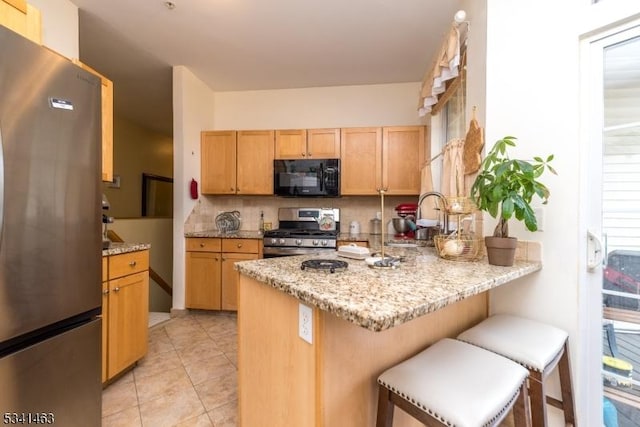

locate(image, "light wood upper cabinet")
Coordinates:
201 131 237 195
275 128 340 159
383 126 425 195
73 61 114 182
201 130 273 195
341 126 425 196
340 127 382 195
237 130 274 195
0 0 41 44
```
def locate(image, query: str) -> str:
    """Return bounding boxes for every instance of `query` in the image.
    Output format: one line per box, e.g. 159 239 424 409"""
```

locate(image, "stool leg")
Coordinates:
513 381 531 427
558 343 576 426
528 376 547 427
376 385 395 427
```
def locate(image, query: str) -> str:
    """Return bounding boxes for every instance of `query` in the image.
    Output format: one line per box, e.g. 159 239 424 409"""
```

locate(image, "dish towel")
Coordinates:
441 138 465 198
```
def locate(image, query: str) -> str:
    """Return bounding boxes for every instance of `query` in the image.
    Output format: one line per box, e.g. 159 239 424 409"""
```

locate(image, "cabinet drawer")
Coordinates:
222 238 259 254
108 250 149 280
186 238 221 252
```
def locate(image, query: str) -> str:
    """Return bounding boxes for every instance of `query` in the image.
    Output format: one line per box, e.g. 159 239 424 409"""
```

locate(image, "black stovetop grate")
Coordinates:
300 259 348 273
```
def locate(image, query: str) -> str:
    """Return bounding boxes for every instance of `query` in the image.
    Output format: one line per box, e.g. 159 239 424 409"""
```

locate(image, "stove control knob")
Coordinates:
312 240 319 246
270 238 277 245
321 240 328 247
279 238 285 245
295 239 302 246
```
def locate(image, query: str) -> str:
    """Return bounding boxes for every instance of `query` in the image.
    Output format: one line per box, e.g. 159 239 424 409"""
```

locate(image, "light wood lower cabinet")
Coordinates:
102 250 149 383
186 238 262 311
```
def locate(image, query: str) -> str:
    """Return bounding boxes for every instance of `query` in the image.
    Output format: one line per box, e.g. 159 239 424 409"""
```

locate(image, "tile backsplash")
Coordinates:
184 195 428 234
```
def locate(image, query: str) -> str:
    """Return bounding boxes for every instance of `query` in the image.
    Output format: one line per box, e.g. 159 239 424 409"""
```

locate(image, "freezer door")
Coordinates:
0 319 101 426
0 26 102 343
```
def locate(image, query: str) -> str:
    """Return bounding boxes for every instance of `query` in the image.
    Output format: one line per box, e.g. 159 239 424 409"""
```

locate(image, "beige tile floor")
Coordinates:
102 311 238 427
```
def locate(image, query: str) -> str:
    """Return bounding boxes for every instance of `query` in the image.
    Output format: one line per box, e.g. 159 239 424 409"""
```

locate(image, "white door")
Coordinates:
583 23 640 426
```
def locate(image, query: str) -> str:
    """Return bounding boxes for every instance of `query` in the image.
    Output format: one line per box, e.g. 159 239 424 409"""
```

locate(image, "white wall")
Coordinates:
172 66 216 311
213 82 425 130
29 0 78 58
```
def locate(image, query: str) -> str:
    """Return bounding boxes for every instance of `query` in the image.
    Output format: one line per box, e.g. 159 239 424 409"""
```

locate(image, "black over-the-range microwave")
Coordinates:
273 159 340 197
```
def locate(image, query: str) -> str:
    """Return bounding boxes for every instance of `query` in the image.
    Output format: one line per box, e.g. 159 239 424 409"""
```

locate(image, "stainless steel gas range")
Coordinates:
263 208 340 258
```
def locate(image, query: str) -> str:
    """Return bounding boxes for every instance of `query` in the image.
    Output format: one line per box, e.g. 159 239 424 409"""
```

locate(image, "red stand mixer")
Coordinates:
392 203 418 239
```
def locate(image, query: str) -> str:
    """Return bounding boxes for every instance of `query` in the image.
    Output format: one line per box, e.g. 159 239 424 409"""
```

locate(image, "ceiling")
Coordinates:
69 0 463 136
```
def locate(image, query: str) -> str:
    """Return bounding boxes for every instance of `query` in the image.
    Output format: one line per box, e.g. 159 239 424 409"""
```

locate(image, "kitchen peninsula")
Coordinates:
235 249 541 427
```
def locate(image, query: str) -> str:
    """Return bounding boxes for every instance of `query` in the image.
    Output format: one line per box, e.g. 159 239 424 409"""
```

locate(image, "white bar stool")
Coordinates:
376 338 530 427
457 314 576 427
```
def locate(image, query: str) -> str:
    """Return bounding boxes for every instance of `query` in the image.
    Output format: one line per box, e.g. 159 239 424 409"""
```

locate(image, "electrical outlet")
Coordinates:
534 207 545 232
299 303 313 344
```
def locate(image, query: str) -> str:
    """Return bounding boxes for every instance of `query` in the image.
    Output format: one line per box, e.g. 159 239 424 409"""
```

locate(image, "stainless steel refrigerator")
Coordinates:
0 26 102 425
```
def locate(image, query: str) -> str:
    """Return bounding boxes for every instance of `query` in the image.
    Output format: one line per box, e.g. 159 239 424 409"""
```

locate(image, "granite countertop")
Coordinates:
102 242 151 257
235 249 541 332
185 230 264 239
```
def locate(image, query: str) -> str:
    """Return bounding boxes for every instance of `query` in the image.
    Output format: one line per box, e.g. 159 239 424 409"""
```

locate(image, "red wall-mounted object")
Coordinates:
190 178 198 200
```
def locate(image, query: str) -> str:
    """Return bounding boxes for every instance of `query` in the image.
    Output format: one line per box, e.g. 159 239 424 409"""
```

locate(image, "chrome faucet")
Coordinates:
416 191 449 234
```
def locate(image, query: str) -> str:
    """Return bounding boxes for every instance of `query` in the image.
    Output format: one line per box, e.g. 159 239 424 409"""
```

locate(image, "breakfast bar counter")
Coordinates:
235 250 541 427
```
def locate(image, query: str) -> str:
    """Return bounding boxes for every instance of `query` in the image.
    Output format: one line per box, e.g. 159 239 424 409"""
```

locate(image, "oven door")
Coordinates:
263 246 336 258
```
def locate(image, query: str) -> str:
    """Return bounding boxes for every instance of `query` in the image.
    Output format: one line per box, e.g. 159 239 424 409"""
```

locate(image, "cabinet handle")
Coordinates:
308 152 312 157
237 243 242 248
129 260 137 267
301 152 306 157
113 287 120 292
230 187 234 191
102 289 109 295
200 243 205 247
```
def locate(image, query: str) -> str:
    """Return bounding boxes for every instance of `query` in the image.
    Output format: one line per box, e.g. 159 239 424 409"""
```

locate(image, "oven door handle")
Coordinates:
319 163 324 192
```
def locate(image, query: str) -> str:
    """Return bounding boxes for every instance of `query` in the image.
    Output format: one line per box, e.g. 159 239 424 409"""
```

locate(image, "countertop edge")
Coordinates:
236 256 542 332
102 242 151 256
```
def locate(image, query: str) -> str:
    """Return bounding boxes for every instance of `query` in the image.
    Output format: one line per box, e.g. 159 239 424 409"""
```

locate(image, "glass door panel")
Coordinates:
601 29 640 427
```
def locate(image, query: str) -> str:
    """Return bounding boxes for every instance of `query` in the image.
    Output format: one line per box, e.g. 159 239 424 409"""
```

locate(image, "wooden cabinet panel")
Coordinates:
236 130 274 195
186 238 261 311
275 128 340 159
341 126 425 196
186 237 221 252
72 61 113 182
0 1 41 43
201 131 237 194
222 238 260 254
185 251 222 310
102 249 149 383
101 281 108 383
107 271 149 379
340 127 382 195
109 250 149 279
307 128 340 159
221 252 259 311
383 126 425 195
275 129 307 159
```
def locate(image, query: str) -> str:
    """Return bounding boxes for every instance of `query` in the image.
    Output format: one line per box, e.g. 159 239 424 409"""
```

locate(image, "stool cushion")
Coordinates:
457 314 568 372
377 338 528 427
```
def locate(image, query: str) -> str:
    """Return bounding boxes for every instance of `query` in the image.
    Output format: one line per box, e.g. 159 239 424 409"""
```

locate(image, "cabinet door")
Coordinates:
101 281 108 383
275 129 307 159
307 128 340 159
221 252 259 311
185 251 222 310
382 126 425 195
107 271 149 379
201 131 237 194
0 0 41 43
236 130 274 195
73 61 114 182
340 127 382 195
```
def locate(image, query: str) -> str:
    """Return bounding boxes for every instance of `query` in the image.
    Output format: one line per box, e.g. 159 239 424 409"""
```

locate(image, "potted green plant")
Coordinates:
470 136 556 266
